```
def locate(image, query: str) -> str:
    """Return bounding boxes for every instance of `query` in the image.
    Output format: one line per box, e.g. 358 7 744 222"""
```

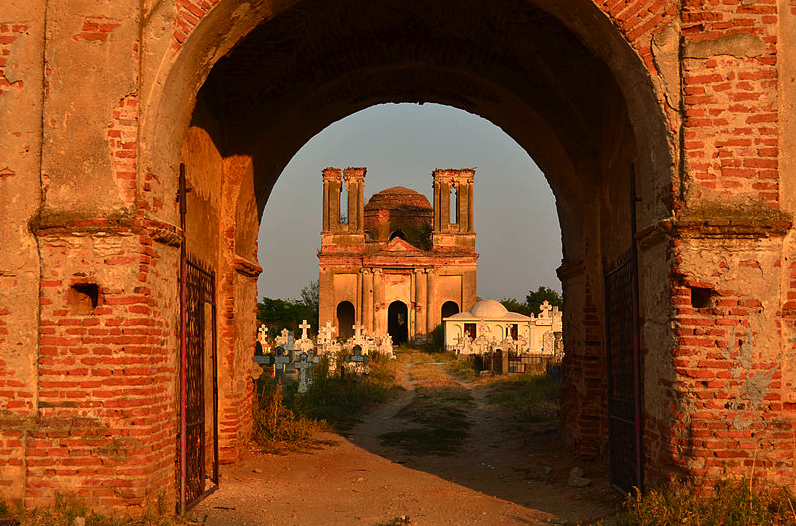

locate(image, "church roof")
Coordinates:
365 186 432 211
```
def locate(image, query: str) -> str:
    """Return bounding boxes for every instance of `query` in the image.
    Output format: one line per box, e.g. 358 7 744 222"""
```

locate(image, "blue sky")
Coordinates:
257 103 562 302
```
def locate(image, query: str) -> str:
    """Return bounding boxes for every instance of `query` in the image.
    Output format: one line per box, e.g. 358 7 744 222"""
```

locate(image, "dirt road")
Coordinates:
190 353 621 526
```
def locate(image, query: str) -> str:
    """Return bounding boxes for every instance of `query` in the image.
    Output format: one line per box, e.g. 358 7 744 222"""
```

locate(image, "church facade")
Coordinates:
318 167 478 344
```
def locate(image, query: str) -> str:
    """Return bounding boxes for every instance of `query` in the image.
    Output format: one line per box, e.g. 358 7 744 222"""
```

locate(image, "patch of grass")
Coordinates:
254 352 403 444
291 358 403 432
0 494 194 526
483 372 560 427
622 479 796 526
379 382 474 456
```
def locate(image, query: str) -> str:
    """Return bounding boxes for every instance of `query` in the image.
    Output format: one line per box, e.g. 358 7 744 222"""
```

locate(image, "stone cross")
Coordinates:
352 323 364 339
271 346 292 386
344 345 370 365
540 300 553 318
258 325 268 345
293 352 315 393
321 320 337 342
299 319 311 340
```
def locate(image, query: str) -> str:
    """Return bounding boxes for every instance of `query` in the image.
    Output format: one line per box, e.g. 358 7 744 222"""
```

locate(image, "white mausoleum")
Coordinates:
443 298 562 355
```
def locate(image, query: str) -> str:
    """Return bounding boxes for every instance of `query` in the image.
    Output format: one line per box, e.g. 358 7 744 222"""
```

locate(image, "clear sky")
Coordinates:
256 103 562 303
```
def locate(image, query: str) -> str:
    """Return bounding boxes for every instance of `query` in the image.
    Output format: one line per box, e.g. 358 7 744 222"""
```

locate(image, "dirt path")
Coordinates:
190 354 621 526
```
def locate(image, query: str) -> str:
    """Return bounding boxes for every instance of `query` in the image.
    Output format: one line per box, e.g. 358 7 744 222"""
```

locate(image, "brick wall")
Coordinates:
681 1 780 205
29 226 178 511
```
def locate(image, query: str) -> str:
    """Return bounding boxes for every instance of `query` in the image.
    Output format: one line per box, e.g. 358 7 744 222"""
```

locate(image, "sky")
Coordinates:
256 103 562 303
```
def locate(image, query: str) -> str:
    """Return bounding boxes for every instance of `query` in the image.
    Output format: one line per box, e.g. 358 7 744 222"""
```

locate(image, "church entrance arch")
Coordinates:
441 301 459 320
387 301 409 346
336 301 355 340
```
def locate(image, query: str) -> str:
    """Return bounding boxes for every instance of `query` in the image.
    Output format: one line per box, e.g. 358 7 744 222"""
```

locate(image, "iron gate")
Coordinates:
604 168 644 495
178 164 219 513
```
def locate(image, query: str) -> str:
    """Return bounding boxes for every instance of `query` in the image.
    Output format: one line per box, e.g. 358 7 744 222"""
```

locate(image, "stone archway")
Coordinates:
441 301 460 320
336 301 355 340
388 301 409 346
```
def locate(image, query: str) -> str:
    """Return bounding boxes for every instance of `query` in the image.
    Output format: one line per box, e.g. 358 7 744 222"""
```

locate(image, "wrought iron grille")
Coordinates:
181 255 219 511
604 249 641 494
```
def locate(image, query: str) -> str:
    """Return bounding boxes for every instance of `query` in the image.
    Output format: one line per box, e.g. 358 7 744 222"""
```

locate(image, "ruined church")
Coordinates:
318 168 478 344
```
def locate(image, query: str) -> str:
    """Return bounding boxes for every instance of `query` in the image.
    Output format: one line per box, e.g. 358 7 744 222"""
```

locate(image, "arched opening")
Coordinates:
441 301 459 320
388 230 406 241
387 301 409 346
336 301 355 340
142 0 677 502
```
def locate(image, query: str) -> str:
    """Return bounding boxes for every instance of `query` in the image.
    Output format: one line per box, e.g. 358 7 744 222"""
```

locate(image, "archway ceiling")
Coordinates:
203 0 618 176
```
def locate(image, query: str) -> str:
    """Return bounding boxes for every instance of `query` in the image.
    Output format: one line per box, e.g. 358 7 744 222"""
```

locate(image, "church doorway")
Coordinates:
336 301 355 340
387 301 409 346
441 301 459 320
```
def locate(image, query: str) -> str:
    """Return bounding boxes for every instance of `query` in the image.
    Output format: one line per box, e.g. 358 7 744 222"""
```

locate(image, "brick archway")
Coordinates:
154 0 677 492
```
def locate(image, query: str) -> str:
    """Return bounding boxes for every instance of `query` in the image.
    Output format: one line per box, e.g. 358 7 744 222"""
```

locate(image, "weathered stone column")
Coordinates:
409 271 415 338
362 269 374 334
414 268 426 338
373 269 384 334
356 270 363 326
426 269 437 333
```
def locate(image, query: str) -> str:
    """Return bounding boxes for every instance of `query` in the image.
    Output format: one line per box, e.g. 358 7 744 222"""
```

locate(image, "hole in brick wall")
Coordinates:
690 286 715 309
70 283 99 314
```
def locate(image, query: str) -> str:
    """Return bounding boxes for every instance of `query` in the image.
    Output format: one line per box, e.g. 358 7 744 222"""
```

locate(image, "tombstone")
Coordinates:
258 325 269 346
539 300 553 318
318 320 337 347
378 334 394 358
295 320 315 355
270 346 293 387
344 344 370 376
293 352 319 393
299 320 311 340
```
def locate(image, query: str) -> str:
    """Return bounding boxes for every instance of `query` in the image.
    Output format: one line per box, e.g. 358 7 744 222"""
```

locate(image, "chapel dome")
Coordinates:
365 186 432 211
469 299 509 319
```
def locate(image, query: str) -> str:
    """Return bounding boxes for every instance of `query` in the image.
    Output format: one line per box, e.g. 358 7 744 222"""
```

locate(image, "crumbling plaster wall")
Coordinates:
0 0 45 502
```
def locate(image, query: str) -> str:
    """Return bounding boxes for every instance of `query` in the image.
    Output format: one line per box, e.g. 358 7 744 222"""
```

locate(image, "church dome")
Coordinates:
469 299 509 319
365 186 432 211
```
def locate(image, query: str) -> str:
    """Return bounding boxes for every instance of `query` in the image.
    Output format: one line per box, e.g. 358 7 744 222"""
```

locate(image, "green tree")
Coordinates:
525 286 563 315
500 297 532 316
257 279 320 337
299 279 319 311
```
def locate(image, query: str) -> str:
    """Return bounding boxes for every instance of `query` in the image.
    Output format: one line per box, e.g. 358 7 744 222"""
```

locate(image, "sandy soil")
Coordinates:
189 358 622 526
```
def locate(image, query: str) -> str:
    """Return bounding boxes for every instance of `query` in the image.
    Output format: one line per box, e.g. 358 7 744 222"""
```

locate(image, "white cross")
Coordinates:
540 300 553 318
299 319 311 340
353 323 364 339
281 328 290 340
258 325 268 345
323 320 337 341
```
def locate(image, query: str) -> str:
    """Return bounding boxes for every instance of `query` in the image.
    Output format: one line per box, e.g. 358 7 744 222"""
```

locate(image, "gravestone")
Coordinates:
344 344 370 375
293 352 316 393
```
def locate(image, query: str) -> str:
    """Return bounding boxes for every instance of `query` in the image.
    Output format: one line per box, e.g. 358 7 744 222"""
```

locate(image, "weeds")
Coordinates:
623 479 796 526
379 355 474 455
0 494 194 526
291 355 403 432
252 381 322 453
483 371 560 428
253 352 402 451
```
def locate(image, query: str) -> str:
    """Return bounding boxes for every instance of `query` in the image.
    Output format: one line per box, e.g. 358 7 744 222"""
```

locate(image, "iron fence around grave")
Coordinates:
468 353 562 376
